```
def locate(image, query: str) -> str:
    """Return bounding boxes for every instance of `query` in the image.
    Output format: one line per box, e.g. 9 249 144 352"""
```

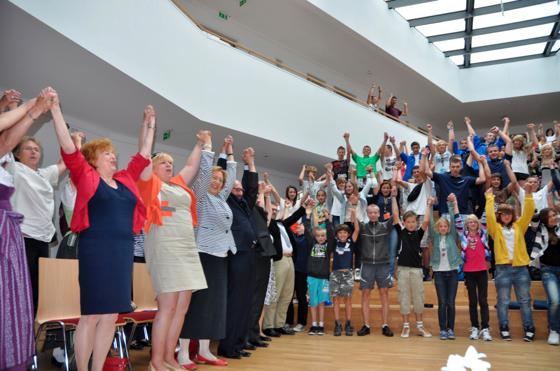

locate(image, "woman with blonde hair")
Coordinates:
178 135 237 366
457 213 492 341
49 87 154 371
136 106 208 371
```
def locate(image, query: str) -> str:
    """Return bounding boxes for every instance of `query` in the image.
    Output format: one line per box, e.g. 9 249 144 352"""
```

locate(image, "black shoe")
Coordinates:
523 327 536 342
308 326 318 335
345 321 354 336
243 342 257 351
276 326 295 335
259 335 272 342
357 325 371 336
334 321 342 336
238 350 252 357
217 350 241 359
317 326 325 336
500 325 512 341
249 340 269 348
382 325 394 337
263 328 281 338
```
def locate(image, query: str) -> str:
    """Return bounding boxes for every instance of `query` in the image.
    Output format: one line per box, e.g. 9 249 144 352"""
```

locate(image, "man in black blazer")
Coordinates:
217 147 259 359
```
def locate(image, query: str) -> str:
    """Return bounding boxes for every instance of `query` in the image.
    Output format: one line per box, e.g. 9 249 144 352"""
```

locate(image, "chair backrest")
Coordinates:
36 258 81 324
133 263 157 311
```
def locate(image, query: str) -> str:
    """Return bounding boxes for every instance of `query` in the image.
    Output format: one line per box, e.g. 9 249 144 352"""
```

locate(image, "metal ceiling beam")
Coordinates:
462 52 556 68
543 13 560 56
386 0 437 9
409 0 553 27
464 0 475 68
427 15 559 42
445 35 555 56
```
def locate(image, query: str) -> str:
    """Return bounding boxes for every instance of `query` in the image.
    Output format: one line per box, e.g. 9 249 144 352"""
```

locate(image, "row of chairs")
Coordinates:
33 258 157 371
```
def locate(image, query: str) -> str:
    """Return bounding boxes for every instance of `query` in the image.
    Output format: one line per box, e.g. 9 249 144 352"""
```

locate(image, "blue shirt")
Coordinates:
332 238 355 271
432 172 477 214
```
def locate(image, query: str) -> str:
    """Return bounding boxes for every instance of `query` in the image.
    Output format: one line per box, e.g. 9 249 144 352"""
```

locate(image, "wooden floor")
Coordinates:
37 280 560 370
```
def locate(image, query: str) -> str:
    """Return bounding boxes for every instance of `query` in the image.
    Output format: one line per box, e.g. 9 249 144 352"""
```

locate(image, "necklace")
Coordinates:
468 235 477 250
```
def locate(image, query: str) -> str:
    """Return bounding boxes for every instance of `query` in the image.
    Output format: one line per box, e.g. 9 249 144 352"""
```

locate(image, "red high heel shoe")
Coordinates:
194 354 228 366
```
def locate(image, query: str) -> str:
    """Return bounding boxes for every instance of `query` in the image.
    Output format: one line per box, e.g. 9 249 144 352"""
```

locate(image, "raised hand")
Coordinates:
323 208 330 219
447 193 457 203
384 132 389 141
242 147 255 164
263 172 270 184
324 162 333 172
426 123 432 131
421 147 430 156
1 89 22 108
390 186 398 198
400 140 406 147
490 126 499 134
447 121 454 130
523 181 533 194
197 130 212 146
502 116 510 125
389 136 396 144
70 131 86 149
527 123 535 130
427 197 435 207
464 116 471 125
143 105 156 127
343 132 350 140
40 87 59 113
264 184 272 195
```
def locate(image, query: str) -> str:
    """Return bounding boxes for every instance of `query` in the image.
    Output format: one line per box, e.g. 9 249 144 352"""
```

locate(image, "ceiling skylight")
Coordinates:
386 0 560 68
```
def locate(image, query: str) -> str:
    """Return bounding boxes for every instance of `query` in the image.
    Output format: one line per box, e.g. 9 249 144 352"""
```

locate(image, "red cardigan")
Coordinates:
61 148 150 233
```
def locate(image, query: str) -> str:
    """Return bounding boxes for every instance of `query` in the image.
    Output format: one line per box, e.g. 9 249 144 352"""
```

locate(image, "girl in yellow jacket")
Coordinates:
485 185 535 342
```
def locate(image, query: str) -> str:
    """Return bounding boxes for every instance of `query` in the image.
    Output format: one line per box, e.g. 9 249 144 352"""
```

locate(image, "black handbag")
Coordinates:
56 232 79 259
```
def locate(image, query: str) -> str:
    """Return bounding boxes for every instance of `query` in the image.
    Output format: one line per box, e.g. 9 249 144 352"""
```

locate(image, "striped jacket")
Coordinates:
192 150 237 257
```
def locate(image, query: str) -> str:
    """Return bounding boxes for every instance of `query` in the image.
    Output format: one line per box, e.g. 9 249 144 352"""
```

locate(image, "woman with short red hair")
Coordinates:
48 87 154 371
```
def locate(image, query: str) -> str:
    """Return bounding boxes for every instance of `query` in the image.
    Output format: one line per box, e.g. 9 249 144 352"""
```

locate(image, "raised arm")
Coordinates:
447 193 460 239
495 125 512 156
49 88 75 154
421 197 431 231
464 116 476 136
264 172 283 205
351 208 360 242
484 188 497 238
242 147 259 209
220 139 237 199
421 147 433 179
502 116 511 136
191 137 214 200
527 123 539 148
475 156 486 185
176 130 211 185
377 132 389 158
298 164 306 186
344 132 354 156
466 134 482 163
0 94 47 157
517 183 536 231
447 121 455 153
427 123 435 153
391 185 400 225
402 101 409 117
0 89 22 113
503 159 519 193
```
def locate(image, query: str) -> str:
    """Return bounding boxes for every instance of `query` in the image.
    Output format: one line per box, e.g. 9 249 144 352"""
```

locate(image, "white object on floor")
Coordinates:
441 346 491 371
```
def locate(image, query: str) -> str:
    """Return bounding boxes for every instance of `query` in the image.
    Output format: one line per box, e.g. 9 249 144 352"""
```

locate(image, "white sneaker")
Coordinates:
469 327 480 340
481 328 492 342
400 324 410 338
548 330 560 345
416 325 432 338
354 268 361 282
293 324 305 332
52 347 65 363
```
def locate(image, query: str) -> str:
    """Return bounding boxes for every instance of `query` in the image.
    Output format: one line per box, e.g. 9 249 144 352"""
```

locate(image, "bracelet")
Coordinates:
227 153 234 156
147 124 155 129
201 144 211 150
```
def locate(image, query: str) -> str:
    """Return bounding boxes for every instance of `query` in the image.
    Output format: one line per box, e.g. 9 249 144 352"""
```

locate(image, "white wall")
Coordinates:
307 0 560 102
9 0 427 162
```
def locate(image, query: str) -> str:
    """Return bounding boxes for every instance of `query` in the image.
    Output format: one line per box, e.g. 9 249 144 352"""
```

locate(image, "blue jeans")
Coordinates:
542 264 560 332
433 270 458 331
494 265 534 329
388 228 398 276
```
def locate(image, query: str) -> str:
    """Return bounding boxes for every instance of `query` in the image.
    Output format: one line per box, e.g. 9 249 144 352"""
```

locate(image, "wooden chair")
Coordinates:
34 258 81 371
122 263 158 344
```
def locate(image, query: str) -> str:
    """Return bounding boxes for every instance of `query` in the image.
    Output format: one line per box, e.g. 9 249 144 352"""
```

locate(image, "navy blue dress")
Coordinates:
78 180 136 315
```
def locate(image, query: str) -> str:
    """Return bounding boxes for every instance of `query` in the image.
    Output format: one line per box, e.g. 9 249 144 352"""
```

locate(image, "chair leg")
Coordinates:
119 327 133 371
32 323 46 370
61 324 70 371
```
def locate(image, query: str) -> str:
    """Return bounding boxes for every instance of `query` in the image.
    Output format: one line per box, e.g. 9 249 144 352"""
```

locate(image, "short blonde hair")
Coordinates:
212 166 228 190
152 152 174 168
13 136 42 157
81 138 115 167
464 214 481 231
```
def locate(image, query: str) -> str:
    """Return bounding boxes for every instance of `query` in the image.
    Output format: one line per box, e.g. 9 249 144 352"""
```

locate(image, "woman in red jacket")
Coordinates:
48 87 154 371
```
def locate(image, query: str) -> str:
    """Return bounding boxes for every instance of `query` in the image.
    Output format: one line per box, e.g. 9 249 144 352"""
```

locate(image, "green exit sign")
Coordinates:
240 0 247 6
163 129 172 141
218 11 228 20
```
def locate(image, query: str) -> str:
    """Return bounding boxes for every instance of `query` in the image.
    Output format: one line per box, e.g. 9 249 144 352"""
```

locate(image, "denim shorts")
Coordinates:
360 263 391 290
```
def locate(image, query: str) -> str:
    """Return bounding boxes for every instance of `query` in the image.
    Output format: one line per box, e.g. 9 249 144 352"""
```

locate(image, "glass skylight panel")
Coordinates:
473 2 560 29
471 23 553 47
552 41 560 53
395 0 465 20
474 0 517 8
470 42 547 64
416 19 465 37
449 55 464 65
433 38 465 52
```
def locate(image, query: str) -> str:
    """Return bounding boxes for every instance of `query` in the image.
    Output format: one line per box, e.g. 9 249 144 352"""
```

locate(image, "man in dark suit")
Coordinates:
217 147 259 359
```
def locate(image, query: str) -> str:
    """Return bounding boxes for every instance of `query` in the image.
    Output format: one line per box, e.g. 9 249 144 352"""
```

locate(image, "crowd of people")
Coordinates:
1 86 559 371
